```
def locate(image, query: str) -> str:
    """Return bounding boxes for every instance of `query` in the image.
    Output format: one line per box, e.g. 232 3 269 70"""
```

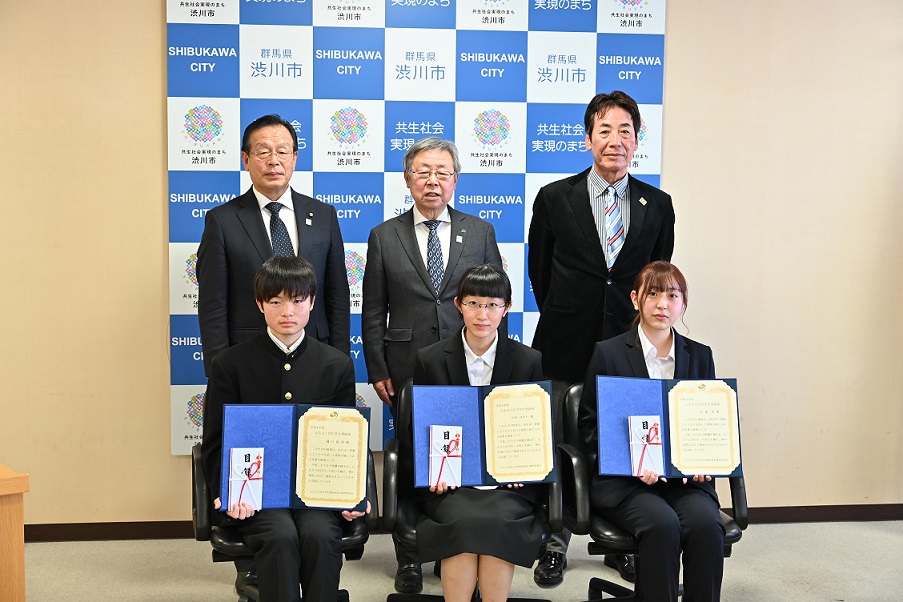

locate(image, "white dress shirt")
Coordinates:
637 325 676 380
266 326 305 355
412 205 451 271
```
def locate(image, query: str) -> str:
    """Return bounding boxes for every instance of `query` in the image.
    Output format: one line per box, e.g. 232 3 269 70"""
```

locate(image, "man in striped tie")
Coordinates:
527 91 676 587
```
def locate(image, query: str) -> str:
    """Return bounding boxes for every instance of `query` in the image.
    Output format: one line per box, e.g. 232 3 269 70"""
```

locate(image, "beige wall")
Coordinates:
1 1 900 525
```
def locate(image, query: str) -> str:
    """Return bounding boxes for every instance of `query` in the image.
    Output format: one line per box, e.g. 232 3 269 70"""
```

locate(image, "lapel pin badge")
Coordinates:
306 212 313 226
639 197 647 206
456 235 463 243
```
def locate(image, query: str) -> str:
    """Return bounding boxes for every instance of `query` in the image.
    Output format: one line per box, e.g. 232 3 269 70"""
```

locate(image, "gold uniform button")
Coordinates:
284 392 293 401
284 363 291 371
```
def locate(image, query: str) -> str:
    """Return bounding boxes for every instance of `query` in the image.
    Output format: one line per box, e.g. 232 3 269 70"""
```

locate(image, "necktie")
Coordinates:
266 202 294 257
425 220 444 294
604 187 625 269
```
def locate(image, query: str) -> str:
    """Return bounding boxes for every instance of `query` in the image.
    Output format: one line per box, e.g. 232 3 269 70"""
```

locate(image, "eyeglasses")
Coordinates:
249 149 296 162
460 301 507 314
410 170 455 181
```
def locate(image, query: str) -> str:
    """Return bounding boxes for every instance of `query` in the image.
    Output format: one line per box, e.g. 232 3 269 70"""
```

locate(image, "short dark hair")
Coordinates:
241 114 299 153
456 264 512 305
402 137 461 175
583 91 642 136
254 256 316 303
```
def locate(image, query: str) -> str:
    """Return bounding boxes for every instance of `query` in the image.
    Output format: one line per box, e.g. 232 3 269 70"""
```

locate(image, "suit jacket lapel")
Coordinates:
567 170 607 262
439 207 467 296
444 334 471 385
291 191 311 258
490 334 515 385
394 210 436 295
235 189 273 261
613 175 649 271
625 329 651 378
673 332 691 379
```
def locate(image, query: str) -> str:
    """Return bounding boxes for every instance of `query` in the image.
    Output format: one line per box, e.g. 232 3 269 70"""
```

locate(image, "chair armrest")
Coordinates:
366 449 380 531
557 443 591 535
546 476 563 534
191 444 211 541
728 476 749 530
382 438 399 531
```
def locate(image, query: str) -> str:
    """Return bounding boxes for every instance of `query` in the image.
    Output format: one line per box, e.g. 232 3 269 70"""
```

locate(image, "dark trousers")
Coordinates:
237 508 344 602
390 399 421 566
592 480 725 602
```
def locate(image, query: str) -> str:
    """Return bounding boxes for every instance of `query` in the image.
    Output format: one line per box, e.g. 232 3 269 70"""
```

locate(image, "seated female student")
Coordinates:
577 261 725 602
413 263 545 602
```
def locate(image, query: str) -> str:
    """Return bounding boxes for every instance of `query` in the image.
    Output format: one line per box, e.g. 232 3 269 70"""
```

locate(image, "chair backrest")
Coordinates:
562 382 583 450
395 378 415 460
191 443 211 541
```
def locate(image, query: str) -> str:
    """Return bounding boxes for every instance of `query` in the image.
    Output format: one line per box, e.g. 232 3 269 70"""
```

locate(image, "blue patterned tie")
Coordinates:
266 202 294 257
425 220 444 294
604 187 625 269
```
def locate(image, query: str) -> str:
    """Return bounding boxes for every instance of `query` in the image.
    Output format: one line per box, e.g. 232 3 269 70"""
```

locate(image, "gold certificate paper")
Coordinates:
483 383 554 483
296 407 367 509
667 380 741 475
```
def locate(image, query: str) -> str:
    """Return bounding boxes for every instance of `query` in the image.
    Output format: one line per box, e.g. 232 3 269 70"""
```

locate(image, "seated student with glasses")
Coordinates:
412 264 546 602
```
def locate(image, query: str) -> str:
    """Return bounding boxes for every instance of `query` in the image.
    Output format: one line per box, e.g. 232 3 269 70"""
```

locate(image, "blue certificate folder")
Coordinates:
221 404 370 512
412 381 556 487
596 376 742 478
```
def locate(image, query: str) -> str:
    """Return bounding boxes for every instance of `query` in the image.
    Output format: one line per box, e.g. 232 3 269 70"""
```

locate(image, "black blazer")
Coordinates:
197 188 350 375
200 333 355 505
528 170 674 383
413 331 545 387
577 328 717 509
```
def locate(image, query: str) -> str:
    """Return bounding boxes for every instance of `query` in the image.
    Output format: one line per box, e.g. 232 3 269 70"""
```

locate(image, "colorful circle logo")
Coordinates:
618 0 647 8
501 254 510 274
345 250 366 286
330 107 368 146
638 118 648 145
185 392 205 428
473 109 510 146
355 393 367 408
183 105 223 144
185 253 198 287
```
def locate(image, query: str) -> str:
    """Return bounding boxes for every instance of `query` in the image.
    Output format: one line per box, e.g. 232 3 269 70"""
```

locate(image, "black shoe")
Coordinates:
533 551 567 587
604 554 636 583
395 563 423 594
234 571 258 595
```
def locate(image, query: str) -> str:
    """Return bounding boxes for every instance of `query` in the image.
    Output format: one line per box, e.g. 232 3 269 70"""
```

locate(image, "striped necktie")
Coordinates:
605 187 625 269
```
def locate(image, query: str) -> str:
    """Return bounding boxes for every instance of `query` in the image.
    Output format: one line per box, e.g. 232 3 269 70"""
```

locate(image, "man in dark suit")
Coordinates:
527 91 675 586
196 114 350 593
201 256 366 602
362 137 503 593
197 113 350 376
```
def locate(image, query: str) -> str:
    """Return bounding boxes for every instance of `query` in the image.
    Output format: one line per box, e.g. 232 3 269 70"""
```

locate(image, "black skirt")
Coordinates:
416 487 544 568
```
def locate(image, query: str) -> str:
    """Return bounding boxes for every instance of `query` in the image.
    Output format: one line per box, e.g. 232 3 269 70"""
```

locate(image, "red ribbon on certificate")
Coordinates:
238 453 263 505
433 436 462 488
635 422 662 476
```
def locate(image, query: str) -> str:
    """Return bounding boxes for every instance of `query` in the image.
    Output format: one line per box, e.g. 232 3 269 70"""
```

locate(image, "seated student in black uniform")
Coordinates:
577 261 725 602
201 256 369 602
413 263 545 602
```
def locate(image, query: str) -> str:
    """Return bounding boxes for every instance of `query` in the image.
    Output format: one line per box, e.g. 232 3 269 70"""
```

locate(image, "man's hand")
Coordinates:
429 481 455 495
372 378 395 406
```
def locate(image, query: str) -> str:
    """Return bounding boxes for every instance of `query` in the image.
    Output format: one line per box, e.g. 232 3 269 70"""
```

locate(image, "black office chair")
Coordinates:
382 379 562 602
191 443 379 602
558 383 748 601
